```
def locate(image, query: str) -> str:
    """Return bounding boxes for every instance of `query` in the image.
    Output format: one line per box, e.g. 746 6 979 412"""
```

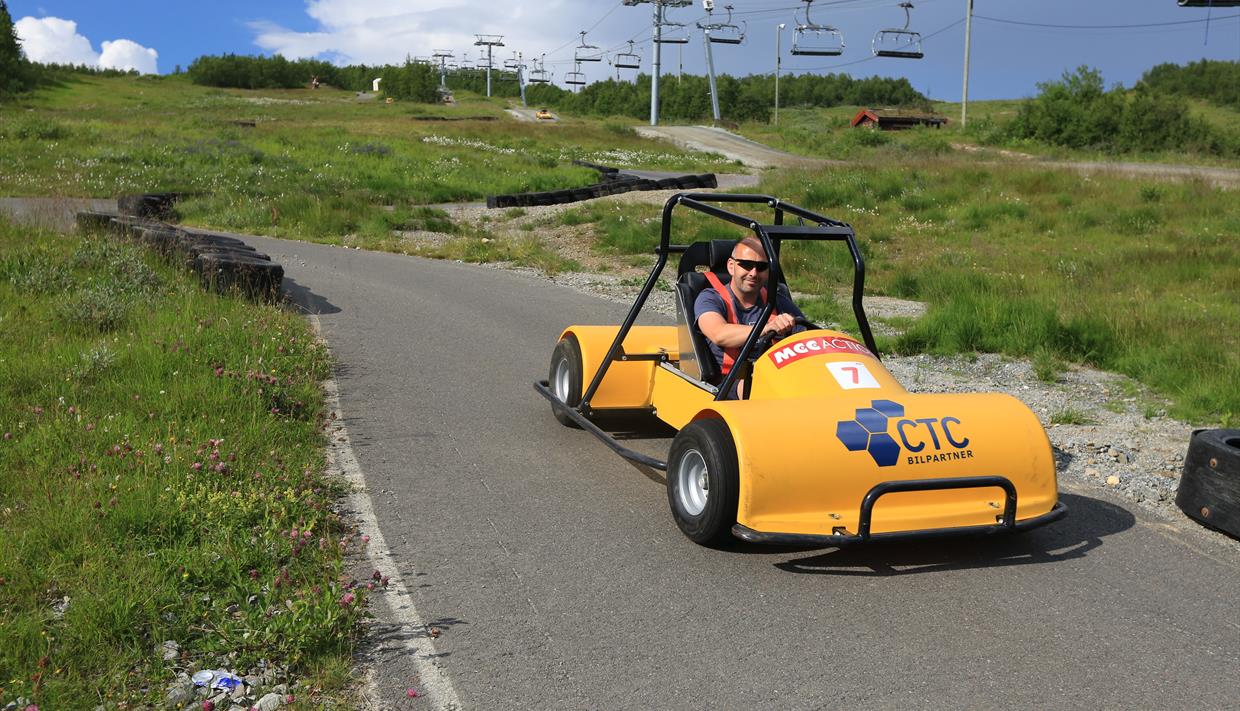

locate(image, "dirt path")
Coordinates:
636 125 840 169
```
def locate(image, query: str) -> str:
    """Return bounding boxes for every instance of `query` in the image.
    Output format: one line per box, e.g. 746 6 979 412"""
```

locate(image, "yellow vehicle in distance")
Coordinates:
535 108 554 120
535 193 1066 546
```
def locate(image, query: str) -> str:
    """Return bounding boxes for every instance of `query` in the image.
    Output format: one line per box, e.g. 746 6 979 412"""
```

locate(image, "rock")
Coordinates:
165 681 194 708
272 684 288 696
160 640 180 662
244 675 262 689
255 693 283 711
1084 467 1100 478
1106 475 1120 487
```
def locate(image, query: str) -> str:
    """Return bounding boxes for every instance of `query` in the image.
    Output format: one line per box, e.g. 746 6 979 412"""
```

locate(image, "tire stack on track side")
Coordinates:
485 164 718 209
117 192 184 221
76 199 284 301
1176 428 1240 539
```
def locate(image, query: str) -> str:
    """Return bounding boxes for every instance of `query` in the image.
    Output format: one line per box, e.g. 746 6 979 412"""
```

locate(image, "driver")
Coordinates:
695 236 806 397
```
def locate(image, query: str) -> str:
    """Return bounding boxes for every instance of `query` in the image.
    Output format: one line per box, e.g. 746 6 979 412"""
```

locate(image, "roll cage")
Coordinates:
580 193 880 410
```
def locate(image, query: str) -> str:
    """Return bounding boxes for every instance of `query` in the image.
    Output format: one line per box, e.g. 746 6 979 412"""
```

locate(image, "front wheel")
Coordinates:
548 334 584 428
667 419 740 545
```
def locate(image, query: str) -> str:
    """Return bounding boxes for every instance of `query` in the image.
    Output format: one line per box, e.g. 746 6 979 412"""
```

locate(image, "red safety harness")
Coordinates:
703 271 778 376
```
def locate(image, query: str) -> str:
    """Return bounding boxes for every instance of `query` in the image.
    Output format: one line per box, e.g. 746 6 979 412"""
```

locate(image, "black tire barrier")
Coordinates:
75 210 118 232
117 193 182 219
484 165 720 210
195 253 284 300
1176 428 1240 539
86 201 283 301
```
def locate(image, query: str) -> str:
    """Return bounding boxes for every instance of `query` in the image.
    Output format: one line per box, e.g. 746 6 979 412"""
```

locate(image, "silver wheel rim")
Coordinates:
676 448 709 516
553 357 572 402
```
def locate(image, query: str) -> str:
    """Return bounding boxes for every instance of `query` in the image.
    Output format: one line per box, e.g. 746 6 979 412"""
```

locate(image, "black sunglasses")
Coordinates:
731 258 769 273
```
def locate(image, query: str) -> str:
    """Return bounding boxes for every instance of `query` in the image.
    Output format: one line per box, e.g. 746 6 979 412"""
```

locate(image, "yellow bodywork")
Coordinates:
562 326 1059 538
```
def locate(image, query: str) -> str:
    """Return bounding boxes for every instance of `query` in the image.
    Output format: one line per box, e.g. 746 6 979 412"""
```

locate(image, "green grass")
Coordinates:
755 162 1239 425
1050 407 1096 426
739 99 1240 168
0 74 730 248
0 219 363 708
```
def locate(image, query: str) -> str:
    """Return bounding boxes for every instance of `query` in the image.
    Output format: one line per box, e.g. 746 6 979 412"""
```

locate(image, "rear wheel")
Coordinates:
667 419 740 544
548 335 584 428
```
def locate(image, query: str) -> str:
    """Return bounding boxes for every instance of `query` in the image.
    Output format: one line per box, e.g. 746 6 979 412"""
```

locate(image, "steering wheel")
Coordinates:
749 316 819 358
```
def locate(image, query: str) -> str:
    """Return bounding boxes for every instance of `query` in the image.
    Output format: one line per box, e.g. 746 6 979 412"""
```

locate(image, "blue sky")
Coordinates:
9 0 1240 100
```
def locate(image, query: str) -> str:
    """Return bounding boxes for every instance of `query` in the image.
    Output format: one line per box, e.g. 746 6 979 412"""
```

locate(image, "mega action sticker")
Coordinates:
767 335 875 369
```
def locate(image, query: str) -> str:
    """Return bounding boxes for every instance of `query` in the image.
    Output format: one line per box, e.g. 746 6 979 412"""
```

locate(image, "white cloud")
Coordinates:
15 16 97 65
14 16 159 74
99 39 159 74
248 0 643 68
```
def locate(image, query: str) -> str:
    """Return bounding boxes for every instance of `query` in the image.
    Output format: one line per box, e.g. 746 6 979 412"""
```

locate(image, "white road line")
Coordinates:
311 314 462 710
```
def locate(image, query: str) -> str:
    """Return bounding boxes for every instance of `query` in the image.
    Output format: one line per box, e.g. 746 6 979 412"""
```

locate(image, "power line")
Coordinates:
974 13 1240 30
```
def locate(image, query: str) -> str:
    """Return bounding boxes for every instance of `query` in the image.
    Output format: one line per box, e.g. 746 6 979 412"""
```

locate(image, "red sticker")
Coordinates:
767 335 874 368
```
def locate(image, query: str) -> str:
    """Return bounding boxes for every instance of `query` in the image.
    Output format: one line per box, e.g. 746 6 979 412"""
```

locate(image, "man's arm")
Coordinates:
698 310 797 348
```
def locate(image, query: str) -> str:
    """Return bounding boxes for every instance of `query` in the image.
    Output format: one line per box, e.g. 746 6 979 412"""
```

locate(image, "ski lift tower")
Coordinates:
432 50 454 88
474 34 505 97
698 2 746 122
623 0 694 126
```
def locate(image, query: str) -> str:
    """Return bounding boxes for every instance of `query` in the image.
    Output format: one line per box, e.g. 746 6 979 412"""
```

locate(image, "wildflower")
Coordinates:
2 433 9 440
191 462 202 471
338 592 355 608
361 534 371 544
407 688 419 698
202 701 215 711
249 569 259 580
372 569 382 581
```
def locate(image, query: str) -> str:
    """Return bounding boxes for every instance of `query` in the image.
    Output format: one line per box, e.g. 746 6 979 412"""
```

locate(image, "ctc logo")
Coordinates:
895 417 969 452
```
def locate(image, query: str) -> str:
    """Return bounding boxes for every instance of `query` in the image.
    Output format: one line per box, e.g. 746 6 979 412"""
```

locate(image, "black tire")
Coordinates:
547 334 584 428
1176 428 1240 538
195 253 284 299
667 418 740 545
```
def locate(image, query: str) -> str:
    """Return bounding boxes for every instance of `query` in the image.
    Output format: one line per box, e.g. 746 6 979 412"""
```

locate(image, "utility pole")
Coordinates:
518 52 527 107
961 0 973 127
624 0 693 126
697 1 744 123
474 34 504 97
775 24 784 126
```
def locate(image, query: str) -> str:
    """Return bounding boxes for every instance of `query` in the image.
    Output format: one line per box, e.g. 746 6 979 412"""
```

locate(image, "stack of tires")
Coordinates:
1176 429 1240 540
76 204 283 301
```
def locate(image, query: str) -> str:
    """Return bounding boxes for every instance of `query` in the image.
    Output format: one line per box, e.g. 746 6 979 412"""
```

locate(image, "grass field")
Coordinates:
0 218 362 708
742 98 1240 167
0 74 730 243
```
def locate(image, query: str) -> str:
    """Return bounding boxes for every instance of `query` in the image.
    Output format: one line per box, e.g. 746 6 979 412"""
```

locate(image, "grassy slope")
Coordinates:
0 221 362 708
0 74 730 241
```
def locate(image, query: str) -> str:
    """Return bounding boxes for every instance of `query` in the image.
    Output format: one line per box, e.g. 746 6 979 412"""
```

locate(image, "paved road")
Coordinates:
241 234 1240 710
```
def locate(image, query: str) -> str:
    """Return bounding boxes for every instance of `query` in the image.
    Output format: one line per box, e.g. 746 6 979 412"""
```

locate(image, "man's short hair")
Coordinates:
731 236 766 259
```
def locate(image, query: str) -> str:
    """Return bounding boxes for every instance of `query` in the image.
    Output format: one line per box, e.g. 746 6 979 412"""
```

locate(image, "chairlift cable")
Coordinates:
973 13 1240 30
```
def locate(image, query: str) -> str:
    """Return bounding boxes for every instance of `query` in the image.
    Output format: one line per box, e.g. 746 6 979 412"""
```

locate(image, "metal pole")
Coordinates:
486 44 493 97
678 42 683 84
704 31 720 122
961 0 973 128
651 3 663 125
518 52 527 107
775 24 784 126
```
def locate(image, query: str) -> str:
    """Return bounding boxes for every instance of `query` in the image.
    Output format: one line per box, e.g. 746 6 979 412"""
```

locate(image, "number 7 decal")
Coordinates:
827 361 880 389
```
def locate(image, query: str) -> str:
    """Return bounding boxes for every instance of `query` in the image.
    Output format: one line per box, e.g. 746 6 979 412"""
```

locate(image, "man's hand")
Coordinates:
761 313 797 337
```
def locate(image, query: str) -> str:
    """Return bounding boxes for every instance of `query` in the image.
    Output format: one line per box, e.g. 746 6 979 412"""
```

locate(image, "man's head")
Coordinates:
726 236 770 298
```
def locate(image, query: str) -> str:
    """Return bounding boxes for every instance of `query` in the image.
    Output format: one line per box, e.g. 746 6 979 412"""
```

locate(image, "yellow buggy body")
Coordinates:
536 194 1065 546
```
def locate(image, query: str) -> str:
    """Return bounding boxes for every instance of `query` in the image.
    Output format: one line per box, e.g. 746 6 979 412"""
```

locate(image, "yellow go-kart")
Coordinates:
535 193 1066 546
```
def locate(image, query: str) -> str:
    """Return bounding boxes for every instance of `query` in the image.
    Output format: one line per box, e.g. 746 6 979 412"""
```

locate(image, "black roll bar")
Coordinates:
579 193 879 413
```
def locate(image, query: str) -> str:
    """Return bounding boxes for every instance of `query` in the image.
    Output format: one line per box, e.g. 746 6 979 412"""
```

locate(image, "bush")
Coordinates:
1008 66 1238 157
1141 59 1240 109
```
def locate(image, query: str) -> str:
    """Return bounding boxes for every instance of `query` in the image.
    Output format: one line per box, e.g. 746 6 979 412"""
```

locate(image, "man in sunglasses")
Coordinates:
695 237 806 397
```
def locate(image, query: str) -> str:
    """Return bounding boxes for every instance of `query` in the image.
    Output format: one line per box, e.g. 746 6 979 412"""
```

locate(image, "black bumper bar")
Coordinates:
732 475 1067 546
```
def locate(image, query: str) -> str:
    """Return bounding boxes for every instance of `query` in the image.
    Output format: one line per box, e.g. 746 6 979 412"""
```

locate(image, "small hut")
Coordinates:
851 108 948 130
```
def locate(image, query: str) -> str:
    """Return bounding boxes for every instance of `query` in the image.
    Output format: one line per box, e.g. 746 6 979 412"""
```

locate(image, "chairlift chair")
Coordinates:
872 2 924 59
529 56 552 84
707 4 746 45
791 0 844 56
656 18 691 44
575 31 604 62
614 41 642 70
565 62 587 87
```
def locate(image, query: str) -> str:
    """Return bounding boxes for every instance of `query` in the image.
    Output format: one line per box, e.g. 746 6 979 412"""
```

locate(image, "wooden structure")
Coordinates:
851 108 947 130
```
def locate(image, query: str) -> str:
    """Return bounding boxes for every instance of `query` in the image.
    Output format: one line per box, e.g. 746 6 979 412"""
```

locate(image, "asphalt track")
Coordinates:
244 234 1240 710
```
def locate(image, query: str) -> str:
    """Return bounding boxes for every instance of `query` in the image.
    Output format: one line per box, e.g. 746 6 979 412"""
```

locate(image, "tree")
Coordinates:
0 0 30 96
